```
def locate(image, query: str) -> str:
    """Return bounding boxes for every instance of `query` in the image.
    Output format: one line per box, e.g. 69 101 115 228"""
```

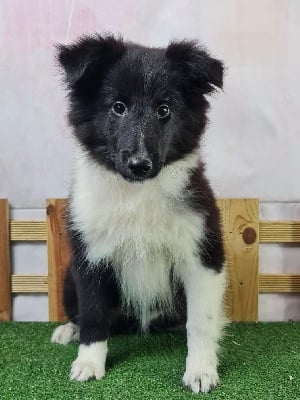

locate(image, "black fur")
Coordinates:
58 34 223 181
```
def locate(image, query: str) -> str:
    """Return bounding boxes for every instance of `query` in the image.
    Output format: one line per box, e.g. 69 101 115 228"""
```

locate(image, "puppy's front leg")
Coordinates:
182 263 226 393
70 264 111 382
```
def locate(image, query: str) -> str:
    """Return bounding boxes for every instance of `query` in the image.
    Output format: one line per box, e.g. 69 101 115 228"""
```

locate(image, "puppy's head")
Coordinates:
57 35 223 182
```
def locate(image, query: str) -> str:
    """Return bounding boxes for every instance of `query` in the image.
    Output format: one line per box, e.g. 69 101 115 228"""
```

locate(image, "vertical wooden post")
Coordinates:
218 199 259 321
0 199 11 321
47 199 71 321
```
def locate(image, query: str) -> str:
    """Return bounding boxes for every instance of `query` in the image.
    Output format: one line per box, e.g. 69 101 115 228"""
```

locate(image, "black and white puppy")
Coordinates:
51 35 226 394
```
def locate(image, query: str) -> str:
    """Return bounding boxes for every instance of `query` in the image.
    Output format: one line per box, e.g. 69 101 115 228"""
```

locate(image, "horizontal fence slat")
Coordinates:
260 221 300 243
11 274 48 293
259 274 300 293
10 221 47 241
10 273 300 294
9 219 300 243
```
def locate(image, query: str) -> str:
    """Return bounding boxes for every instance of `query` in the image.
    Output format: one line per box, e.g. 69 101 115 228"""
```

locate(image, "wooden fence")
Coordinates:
0 198 299 322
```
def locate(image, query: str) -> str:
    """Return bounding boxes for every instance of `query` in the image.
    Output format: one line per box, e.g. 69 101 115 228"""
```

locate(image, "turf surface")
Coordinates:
0 322 299 399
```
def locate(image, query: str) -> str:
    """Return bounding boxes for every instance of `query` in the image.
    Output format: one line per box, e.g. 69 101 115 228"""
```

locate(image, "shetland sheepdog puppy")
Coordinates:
51 35 226 394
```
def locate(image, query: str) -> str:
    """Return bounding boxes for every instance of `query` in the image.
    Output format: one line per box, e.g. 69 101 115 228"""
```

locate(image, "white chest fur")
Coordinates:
70 151 205 327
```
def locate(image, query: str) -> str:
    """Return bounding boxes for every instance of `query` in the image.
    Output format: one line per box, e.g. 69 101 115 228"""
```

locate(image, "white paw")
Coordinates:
183 367 219 394
70 359 105 381
51 322 79 345
70 341 108 382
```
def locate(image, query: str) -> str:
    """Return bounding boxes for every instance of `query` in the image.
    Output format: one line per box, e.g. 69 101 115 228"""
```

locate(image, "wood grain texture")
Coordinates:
10 273 300 294
47 199 71 321
0 199 11 321
260 221 300 243
10 219 300 243
259 274 300 293
11 274 48 293
218 199 259 322
10 221 47 241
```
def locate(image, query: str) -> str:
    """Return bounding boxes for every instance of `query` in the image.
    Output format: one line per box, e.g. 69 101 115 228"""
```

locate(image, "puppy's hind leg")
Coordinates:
51 322 79 345
51 266 79 345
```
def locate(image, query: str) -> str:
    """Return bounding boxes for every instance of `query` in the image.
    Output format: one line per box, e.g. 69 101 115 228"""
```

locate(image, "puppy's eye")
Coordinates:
156 104 170 119
112 101 127 116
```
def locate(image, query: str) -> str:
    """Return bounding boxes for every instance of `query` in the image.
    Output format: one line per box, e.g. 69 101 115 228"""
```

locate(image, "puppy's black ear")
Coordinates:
56 35 125 87
166 40 224 95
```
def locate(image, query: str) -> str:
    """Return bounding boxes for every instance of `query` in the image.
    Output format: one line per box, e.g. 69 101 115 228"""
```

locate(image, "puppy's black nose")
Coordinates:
128 157 152 178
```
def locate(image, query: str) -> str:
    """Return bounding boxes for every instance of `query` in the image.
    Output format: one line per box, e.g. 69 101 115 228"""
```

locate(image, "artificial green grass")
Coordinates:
0 323 299 400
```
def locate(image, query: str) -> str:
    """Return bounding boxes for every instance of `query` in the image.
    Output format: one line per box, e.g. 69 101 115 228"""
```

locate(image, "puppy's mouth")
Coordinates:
120 169 158 183
124 175 150 183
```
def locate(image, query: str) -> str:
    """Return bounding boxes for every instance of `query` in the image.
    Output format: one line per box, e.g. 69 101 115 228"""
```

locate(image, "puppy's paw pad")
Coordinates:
51 322 79 345
70 359 105 382
183 368 219 394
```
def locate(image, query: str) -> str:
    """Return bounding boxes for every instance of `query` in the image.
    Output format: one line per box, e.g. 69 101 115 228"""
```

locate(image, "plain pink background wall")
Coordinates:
1 0 300 208
0 0 299 320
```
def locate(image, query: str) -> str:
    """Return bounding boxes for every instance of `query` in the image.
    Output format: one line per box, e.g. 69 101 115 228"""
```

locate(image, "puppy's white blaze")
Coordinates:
71 149 204 328
183 264 226 393
70 341 108 381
